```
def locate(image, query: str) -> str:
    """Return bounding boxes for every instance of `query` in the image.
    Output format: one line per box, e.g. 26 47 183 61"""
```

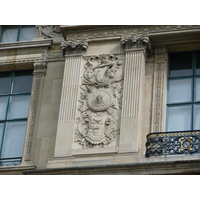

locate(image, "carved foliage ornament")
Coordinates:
75 54 123 148
61 39 88 56
120 34 152 54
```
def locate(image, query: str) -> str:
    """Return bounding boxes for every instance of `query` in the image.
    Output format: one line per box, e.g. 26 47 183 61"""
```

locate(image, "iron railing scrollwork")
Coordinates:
145 130 200 157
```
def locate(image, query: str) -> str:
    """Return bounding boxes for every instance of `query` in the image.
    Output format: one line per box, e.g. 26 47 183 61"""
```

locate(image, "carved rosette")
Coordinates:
75 54 124 148
61 39 88 56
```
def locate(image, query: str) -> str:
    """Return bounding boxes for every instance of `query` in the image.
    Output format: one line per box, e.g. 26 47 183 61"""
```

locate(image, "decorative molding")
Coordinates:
75 54 123 148
61 25 200 40
25 77 41 161
33 62 47 76
154 63 163 132
36 26 62 38
0 43 51 65
151 54 167 133
154 48 167 60
24 62 47 161
0 39 52 50
61 39 88 56
47 51 64 60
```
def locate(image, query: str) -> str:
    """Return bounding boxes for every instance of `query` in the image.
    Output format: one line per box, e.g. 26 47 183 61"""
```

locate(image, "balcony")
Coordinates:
145 130 200 157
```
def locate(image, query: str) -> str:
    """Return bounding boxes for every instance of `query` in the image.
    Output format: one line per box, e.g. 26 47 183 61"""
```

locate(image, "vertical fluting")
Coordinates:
119 50 145 153
55 56 82 157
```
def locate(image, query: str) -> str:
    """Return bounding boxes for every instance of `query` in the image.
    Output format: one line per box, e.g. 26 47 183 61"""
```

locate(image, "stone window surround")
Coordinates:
0 39 52 171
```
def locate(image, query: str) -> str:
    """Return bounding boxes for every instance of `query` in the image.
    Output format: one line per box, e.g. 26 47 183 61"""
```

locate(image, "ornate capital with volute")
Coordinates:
61 39 88 56
120 34 152 55
33 62 47 76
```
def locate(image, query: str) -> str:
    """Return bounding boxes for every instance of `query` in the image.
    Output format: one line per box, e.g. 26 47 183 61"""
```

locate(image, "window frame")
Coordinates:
0 70 33 166
0 25 35 43
166 50 200 132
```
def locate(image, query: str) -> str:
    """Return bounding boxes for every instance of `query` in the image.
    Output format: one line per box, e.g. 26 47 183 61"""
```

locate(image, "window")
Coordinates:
0 70 33 166
0 25 35 43
167 51 200 132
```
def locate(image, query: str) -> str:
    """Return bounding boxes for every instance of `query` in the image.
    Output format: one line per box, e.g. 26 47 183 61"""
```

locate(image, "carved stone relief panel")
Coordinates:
36 25 62 38
75 54 124 149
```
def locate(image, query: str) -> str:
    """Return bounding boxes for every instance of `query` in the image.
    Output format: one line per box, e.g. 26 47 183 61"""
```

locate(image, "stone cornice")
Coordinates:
0 39 53 50
60 25 200 41
0 40 53 65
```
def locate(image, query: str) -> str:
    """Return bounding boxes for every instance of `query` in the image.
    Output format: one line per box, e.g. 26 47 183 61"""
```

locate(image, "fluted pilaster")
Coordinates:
54 56 82 157
119 49 145 153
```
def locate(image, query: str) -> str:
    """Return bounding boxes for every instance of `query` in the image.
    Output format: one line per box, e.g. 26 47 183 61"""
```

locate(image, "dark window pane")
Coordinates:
19 26 35 41
0 97 9 120
0 123 4 155
0 72 11 94
1 26 18 43
12 70 33 93
169 52 193 77
1 121 27 158
196 51 200 75
8 95 31 119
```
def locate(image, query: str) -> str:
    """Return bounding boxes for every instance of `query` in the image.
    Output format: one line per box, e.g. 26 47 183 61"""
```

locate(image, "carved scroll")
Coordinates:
75 54 123 148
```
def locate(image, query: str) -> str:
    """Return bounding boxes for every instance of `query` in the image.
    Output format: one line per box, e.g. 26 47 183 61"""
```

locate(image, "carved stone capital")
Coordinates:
154 47 168 60
33 62 47 76
61 39 88 56
120 34 152 55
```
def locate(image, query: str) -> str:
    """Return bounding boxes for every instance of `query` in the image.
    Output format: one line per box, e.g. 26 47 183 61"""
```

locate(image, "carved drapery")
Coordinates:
22 62 47 164
75 54 124 148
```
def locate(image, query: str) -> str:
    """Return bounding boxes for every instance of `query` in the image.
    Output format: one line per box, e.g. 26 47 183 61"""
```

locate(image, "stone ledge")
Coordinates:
0 164 36 173
0 39 53 50
22 159 200 175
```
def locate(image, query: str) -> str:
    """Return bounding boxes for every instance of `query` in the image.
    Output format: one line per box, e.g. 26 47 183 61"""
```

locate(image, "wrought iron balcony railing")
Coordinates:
145 130 200 157
0 157 22 167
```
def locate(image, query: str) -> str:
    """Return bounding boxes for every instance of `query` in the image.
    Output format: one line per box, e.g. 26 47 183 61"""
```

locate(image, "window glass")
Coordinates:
194 104 200 130
1 121 26 158
196 51 200 75
169 52 193 77
8 95 30 119
0 97 9 120
12 70 33 93
0 72 12 95
168 78 192 103
167 105 191 131
0 123 4 149
195 77 200 101
1 26 18 43
19 26 35 41
0 70 33 162
0 25 35 43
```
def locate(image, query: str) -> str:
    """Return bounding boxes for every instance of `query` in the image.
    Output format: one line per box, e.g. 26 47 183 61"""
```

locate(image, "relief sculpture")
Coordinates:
75 54 124 148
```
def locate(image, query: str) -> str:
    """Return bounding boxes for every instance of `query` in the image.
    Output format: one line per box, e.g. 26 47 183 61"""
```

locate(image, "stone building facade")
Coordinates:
1 25 200 174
